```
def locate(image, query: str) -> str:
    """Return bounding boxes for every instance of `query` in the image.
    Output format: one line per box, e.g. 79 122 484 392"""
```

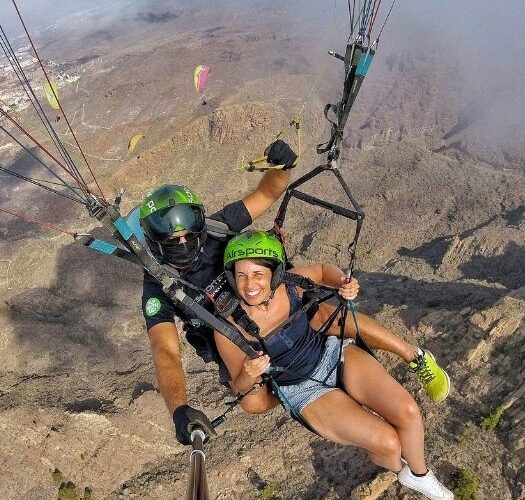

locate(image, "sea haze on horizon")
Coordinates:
2 0 523 157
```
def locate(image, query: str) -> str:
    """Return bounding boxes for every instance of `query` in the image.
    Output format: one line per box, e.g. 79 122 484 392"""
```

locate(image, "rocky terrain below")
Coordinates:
0 1 523 499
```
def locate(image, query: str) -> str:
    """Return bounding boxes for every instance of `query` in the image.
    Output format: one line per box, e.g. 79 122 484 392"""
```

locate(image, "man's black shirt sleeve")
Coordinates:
209 200 252 233
142 272 177 330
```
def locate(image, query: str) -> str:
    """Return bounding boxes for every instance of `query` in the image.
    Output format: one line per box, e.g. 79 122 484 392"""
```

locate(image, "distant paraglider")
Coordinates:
43 80 59 110
128 134 145 154
193 65 211 105
193 65 211 94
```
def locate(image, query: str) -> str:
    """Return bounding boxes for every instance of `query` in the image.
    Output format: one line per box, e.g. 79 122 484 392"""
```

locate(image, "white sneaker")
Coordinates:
398 465 454 499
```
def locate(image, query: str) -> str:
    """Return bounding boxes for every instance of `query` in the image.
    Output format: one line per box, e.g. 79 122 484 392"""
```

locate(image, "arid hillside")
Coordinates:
0 2 523 499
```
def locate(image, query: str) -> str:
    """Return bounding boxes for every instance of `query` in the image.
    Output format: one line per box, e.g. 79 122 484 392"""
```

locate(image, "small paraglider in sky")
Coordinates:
43 81 60 110
128 134 145 154
193 65 211 98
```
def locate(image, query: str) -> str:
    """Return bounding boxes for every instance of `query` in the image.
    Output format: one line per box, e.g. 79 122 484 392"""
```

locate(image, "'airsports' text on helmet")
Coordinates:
223 231 285 292
139 184 206 267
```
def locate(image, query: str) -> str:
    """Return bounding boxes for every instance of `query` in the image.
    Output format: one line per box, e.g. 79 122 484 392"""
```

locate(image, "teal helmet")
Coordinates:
224 231 285 293
139 184 206 267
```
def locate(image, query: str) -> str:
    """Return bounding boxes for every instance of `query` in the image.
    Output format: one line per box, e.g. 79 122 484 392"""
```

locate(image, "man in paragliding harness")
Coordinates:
139 140 450 446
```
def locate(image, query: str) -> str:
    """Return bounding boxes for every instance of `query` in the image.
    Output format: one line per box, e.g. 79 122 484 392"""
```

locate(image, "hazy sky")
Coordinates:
3 0 522 100
392 1 524 69
3 1 523 59
2 0 522 150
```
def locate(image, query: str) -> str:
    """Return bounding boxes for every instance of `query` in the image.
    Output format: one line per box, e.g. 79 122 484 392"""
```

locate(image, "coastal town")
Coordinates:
0 43 79 114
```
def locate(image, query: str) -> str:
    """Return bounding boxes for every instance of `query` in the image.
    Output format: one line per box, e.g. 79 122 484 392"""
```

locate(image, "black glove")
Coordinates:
264 139 298 170
173 404 217 445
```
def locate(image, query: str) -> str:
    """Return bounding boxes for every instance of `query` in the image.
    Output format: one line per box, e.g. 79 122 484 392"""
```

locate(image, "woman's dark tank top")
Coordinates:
248 284 325 385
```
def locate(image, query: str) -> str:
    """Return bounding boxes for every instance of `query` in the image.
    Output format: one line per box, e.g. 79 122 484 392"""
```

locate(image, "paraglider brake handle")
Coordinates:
328 50 345 61
86 190 125 220
113 188 125 208
86 194 106 219
245 156 285 172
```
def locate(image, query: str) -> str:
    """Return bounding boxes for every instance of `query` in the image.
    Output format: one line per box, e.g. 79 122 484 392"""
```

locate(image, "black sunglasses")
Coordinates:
162 231 202 246
145 205 205 243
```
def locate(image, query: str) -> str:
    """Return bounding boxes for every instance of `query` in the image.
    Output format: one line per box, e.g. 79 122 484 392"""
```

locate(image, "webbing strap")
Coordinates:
317 43 375 160
347 299 374 356
267 378 319 434
231 273 337 347
281 271 324 291
230 280 343 386
89 203 259 360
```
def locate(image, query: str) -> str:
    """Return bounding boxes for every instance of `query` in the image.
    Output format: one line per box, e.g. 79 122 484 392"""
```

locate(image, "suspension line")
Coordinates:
9 0 107 203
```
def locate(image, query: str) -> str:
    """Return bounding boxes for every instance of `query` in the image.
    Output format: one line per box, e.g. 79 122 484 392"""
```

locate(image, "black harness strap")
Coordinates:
228 263 380 435
317 43 376 162
232 273 337 353
282 272 374 358
228 275 355 428
88 202 260 360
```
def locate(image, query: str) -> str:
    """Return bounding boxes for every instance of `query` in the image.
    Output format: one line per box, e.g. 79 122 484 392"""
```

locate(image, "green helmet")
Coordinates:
139 184 206 266
224 231 285 292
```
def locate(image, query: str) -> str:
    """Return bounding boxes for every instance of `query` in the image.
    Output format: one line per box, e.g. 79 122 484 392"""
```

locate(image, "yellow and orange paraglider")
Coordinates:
193 65 211 94
128 134 145 154
43 81 59 110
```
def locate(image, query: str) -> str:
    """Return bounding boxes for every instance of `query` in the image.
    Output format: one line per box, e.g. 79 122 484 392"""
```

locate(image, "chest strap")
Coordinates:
231 274 334 346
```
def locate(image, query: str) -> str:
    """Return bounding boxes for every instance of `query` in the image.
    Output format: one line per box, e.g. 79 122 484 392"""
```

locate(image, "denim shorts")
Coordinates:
276 336 354 415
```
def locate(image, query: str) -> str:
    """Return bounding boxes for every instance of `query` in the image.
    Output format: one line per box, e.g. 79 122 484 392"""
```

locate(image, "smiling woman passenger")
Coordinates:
214 231 453 500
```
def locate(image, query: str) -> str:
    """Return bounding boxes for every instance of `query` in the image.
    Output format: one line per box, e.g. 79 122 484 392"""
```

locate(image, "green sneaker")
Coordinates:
409 350 451 403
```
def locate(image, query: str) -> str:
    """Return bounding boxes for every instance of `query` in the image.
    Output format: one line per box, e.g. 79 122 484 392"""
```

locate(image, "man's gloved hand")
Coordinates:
264 139 298 170
173 404 217 445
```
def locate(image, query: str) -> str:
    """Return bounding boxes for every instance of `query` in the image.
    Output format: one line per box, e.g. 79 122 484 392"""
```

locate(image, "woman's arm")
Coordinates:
290 263 359 300
214 330 279 414
290 263 360 336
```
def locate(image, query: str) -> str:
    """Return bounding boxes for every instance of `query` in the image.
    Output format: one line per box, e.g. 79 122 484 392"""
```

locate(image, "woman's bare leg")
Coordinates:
342 345 427 473
314 304 418 362
301 389 404 472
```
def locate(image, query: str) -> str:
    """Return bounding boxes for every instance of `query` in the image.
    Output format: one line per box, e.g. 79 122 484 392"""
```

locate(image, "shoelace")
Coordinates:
415 355 435 384
424 471 447 492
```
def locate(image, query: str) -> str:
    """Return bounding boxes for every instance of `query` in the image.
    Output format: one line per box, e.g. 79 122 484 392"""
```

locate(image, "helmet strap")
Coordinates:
259 290 275 307
242 289 275 308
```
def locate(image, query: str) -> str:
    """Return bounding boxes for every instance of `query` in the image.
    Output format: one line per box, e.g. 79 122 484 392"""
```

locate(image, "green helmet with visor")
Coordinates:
139 184 206 267
223 231 285 292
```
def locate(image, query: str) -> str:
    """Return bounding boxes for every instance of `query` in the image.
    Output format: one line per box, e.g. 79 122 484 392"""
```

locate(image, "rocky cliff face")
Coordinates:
0 2 523 499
